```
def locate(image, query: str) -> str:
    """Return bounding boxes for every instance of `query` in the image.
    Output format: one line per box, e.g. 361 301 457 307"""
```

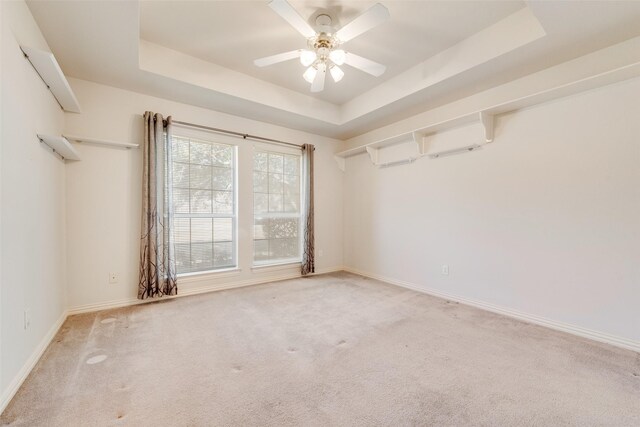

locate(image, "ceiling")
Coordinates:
140 1 524 105
25 1 640 140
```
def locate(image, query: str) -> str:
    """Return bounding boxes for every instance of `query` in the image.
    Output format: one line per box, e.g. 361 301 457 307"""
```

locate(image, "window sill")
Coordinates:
177 267 241 282
251 261 301 273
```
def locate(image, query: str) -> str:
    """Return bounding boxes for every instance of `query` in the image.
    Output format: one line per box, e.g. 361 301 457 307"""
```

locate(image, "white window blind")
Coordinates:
253 148 302 265
171 135 237 274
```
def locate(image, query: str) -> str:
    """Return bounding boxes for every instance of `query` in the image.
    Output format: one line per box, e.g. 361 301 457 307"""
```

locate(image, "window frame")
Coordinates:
252 143 304 267
170 127 239 276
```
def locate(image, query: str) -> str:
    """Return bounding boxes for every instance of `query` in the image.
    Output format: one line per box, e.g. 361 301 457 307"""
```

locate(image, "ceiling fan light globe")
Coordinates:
303 66 317 83
329 49 346 65
300 50 317 67
330 65 344 83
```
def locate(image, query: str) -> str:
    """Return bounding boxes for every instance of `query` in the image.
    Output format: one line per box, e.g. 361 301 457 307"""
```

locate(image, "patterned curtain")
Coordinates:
138 112 178 299
301 144 315 275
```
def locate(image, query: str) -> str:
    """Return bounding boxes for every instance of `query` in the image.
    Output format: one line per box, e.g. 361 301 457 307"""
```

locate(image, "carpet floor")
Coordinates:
1 272 638 426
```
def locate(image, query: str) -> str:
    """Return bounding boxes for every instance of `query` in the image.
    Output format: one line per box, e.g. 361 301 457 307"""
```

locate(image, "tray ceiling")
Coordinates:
25 1 640 139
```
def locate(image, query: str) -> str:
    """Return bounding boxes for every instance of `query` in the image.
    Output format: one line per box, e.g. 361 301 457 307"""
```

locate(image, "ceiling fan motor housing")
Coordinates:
314 13 334 34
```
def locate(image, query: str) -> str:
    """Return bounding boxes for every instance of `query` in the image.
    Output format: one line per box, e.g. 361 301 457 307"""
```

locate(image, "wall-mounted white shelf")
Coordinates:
21 46 81 113
334 59 640 170
64 135 139 149
37 135 81 161
334 112 492 170
336 112 491 159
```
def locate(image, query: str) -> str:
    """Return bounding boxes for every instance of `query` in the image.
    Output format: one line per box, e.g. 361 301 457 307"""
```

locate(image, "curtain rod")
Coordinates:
172 120 302 149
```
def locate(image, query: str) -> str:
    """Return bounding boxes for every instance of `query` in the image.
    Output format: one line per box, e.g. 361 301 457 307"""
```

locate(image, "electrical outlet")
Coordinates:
24 309 31 330
318 249 324 257
441 264 449 276
109 272 119 284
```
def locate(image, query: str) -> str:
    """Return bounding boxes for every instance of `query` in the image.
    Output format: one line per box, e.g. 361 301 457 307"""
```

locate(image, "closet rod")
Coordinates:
172 120 302 149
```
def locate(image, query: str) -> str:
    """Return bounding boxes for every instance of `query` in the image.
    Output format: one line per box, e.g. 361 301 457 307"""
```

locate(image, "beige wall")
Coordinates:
343 77 640 344
63 78 344 312
1 0 66 404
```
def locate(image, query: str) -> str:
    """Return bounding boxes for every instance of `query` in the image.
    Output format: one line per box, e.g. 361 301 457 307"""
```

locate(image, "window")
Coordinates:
253 148 302 265
171 135 237 274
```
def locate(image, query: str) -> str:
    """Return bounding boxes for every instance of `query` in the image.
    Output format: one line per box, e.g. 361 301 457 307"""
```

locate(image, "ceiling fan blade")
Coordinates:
254 50 301 67
344 52 386 77
335 3 389 43
269 0 316 39
310 66 326 92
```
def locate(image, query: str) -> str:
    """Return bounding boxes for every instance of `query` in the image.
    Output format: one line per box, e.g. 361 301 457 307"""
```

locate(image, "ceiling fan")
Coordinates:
254 0 390 93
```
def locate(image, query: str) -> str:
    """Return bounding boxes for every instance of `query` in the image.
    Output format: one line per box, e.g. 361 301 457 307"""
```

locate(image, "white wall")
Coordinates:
344 77 640 344
63 78 344 312
1 0 66 405
0 0 4 395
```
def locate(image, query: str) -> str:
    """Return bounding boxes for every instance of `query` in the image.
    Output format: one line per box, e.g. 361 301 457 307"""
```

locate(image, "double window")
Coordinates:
170 131 303 276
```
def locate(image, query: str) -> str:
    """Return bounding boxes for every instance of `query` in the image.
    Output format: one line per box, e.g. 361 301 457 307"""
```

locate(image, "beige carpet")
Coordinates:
1 272 638 426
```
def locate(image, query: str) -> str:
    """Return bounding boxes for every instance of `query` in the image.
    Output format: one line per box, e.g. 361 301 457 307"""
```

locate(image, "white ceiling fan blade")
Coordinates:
335 3 389 43
310 65 326 92
344 52 386 77
269 0 316 39
254 50 301 67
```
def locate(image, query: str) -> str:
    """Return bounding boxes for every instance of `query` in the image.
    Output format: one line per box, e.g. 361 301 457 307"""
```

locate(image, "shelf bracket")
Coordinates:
36 134 81 161
334 155 345 172
479 111 494 142
366 146 379 165
38 137 65 161
413 132 428 155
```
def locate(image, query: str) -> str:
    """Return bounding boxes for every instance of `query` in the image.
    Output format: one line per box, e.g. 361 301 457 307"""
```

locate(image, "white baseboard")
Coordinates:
313 266 346 276
178 271 304 297
0 309 68 415
66 265 345 316
66 297 142 316
343 267 640 353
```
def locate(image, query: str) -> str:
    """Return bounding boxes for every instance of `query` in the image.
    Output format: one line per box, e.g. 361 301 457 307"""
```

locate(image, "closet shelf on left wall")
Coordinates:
21 46 81 113
37 135 81 161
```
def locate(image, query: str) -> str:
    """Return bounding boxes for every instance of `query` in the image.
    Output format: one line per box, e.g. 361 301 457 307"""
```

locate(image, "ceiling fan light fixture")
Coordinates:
330 65 344 82
258 0 390 92
329 49 346 65
300 50 317 67
303 66 317 83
